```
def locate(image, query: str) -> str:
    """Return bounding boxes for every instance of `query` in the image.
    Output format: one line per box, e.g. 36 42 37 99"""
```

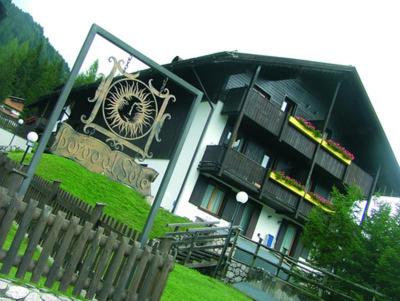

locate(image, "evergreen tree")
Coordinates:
302 187 400 300
74 60 100 86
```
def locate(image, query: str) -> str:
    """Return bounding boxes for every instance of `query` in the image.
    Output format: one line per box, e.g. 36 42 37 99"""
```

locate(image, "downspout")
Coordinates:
171 67 215 213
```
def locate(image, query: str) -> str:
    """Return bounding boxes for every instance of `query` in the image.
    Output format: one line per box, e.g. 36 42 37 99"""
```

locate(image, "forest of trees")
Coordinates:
0 0 69 106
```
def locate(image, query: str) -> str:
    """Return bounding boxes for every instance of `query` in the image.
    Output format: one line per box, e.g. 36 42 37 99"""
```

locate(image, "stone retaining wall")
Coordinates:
223 260 250 283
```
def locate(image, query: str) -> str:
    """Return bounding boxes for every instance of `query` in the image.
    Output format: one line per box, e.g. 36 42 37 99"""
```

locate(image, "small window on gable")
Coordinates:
280 100 288 112
200 184 225 215
253 86 271 100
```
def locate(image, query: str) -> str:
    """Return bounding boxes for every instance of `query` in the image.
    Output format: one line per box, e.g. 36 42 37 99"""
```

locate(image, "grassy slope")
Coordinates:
9 152 188 238
7 153 250 301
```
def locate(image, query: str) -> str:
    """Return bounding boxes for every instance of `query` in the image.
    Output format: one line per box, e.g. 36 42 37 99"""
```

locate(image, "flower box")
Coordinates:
269 171 306 198
288 116 322 143
289 116 354 165
321 140 353 165
304 192 334 213
269 171 334 213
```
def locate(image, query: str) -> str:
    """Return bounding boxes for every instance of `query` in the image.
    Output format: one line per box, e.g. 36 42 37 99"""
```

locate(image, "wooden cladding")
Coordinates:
223 148 265 189
0 189 174 301
344 163 374 196
243 89 285 136
199 145 264 190
281 125 316 159
261 180 299 211
315 148 346 179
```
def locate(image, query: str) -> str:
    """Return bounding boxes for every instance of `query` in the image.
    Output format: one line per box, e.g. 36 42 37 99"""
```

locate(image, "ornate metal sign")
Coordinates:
81 57 176 159
51 57 176 196
51 123 158 196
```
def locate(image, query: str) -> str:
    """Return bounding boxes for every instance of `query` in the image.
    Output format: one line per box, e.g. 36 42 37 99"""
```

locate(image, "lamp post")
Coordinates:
214 190 248 277
232 191 249 226
8 118 24 149
20 131 38 164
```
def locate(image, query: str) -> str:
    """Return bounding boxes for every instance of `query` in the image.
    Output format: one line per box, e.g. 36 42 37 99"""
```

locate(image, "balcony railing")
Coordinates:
243 90 285 136
198 145 265 191
199 146 334 218
222 87 285 136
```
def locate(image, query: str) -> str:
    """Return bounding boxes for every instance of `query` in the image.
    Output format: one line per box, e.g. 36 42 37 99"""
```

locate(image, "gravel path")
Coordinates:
0 278 81 301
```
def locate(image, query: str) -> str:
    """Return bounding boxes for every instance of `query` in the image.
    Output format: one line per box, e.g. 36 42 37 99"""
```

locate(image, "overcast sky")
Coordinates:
12 0 400 164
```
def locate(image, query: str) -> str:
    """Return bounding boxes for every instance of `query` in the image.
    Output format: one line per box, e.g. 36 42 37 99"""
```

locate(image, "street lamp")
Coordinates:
8 118 24 149
20 131 38 164
232 191 249 226
214 190 249 277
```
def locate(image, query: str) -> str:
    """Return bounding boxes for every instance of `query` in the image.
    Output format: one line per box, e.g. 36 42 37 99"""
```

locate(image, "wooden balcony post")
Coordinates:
360 165 381 225
296 78 343 217
219 65 261 176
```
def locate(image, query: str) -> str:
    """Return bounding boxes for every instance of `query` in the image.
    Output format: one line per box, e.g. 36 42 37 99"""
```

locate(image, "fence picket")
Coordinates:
138 252 163 301
59 221 93 291
73 227 104 296
0 193 16 248
45 216 80 288
112 241 141 301
97 237 130 301
126 246 152 301
151 256 174 301
1 199 38 274
86 232 118 300
31 211 66 283
16 205 52 278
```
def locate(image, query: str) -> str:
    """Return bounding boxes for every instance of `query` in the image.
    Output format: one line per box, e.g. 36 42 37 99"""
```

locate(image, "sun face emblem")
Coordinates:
102 79 158 140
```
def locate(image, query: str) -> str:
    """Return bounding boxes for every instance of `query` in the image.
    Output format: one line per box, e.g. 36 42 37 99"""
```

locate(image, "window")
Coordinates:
253 86 271 100
261 154 270 168
280 100 288 112
200 184 225 215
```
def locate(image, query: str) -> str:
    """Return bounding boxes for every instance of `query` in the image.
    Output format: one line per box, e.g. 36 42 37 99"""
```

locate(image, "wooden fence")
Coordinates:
0 187 174 301
0 153 139 240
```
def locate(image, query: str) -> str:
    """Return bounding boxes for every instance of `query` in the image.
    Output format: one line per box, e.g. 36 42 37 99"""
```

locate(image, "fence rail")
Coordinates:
0 153 139 240
0 187 174 301
165 223 240 270
233 235 386 301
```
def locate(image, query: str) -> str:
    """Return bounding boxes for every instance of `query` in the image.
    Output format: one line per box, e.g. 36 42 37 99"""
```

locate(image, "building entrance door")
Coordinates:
279 224 297 254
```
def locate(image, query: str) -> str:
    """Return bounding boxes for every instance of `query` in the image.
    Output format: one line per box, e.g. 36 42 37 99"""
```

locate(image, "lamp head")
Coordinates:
27 131 38 143
236 191 248 204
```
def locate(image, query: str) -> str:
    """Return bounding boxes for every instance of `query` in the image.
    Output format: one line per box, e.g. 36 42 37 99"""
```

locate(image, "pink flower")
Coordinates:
326 139 355 161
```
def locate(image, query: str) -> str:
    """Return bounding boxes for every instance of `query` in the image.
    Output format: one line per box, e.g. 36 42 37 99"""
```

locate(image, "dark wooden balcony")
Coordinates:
221 87 374 196
222 87 285 136
281 125 315 159
343 163 373 196
198 145 265 192
199 145 316 219
261 180 299 213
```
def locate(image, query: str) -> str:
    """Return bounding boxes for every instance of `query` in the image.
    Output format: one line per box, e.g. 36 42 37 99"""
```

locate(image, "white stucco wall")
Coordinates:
0 128 27 150
141 158 169 197
252 206 283 247
157 101 213 211
173 101 229 224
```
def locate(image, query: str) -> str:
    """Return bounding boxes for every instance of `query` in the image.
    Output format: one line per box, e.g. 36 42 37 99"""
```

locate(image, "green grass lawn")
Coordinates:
8 152 188 238
6 152 251 301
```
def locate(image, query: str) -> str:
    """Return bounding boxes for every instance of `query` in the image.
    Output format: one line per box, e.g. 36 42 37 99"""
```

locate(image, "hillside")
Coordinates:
0 0 68 72
0 0 69 105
